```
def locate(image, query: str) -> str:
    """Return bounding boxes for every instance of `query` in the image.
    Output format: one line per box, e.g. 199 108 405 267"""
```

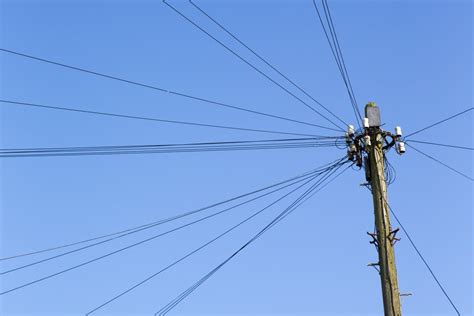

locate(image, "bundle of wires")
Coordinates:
0 137 346 158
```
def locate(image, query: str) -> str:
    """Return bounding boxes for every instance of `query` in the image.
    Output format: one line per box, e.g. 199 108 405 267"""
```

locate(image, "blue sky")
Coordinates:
0 0 472 315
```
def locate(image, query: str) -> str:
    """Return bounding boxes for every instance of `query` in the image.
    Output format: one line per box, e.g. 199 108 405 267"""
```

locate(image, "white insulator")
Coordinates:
347 125 355 136
363 117 369 128
395 126 402 137
397 142 406 154
349 144 357 153
364 135 371 147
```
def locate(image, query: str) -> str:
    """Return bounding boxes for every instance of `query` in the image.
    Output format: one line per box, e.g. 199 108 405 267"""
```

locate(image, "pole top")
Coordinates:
365 102 381 127
365 101 378 109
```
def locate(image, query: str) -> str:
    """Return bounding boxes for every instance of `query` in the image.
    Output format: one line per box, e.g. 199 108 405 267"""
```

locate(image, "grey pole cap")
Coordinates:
364 102 381 127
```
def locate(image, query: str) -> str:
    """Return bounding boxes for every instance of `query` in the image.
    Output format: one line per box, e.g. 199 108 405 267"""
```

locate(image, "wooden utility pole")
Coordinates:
366 103 402 316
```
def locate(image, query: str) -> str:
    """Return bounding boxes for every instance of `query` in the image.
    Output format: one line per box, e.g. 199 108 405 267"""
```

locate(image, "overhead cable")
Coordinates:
0 138 345 159
406 143 473 181
311 0 362 128
0 99 325 138
188 0 349 128
406 139 473 151
404 107 473 138
156 160 351 315
0 49 337 132
162 0 345 132
84 166 337 315
0 159 345 295
376 186 461 315
0 162 339 262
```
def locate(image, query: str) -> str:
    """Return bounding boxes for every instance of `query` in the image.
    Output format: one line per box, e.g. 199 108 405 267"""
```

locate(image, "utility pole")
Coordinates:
367 104 402 316
346 103 405 316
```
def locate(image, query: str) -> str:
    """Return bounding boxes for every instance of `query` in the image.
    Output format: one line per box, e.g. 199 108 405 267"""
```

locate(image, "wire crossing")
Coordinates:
188 0 349 129
163 0 346 132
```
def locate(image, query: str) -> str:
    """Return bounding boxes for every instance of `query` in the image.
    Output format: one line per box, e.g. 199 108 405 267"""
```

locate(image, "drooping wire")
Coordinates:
404 107 473 138
383 154 397 186
375 187 461 315
156 160 352 315
188 0 349 129
0 159 345 296
0 162 340 262
0 49 338 132
0 168 330 276
84 161 345 315
405 139 473 151
0 99 326 138
311 0 362 128
406 143 473 181
0 138 346 159
162 0 345 132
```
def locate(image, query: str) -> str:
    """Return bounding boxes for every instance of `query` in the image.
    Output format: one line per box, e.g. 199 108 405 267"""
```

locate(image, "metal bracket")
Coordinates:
367 232 379 250
388 228 401 246
368 262 380 273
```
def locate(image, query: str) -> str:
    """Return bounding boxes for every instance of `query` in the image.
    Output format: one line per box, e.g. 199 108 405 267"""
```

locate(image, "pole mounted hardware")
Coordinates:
346 103 405 316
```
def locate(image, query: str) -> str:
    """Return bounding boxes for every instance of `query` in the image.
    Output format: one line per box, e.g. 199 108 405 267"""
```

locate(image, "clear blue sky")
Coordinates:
0 0 472 315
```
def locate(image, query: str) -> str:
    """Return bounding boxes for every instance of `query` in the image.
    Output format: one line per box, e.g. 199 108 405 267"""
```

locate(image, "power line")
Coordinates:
0 159 345 295
188 0 349 128
406 143 473 181
158 163 350 315
406 139 473 151
0 145 332 158
0 137 339 152
321 0 360 125
156 161 351 315
0 49 338 133
84 164 342 315
0 169 328 276
311 0 362 128
0 138 345 158
0 162 339 261
0 174 318 294
0 99 326 138
311 0 345 88
324 0 363 125
162 0 345 132
404 107 473 138
292 161 353 208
